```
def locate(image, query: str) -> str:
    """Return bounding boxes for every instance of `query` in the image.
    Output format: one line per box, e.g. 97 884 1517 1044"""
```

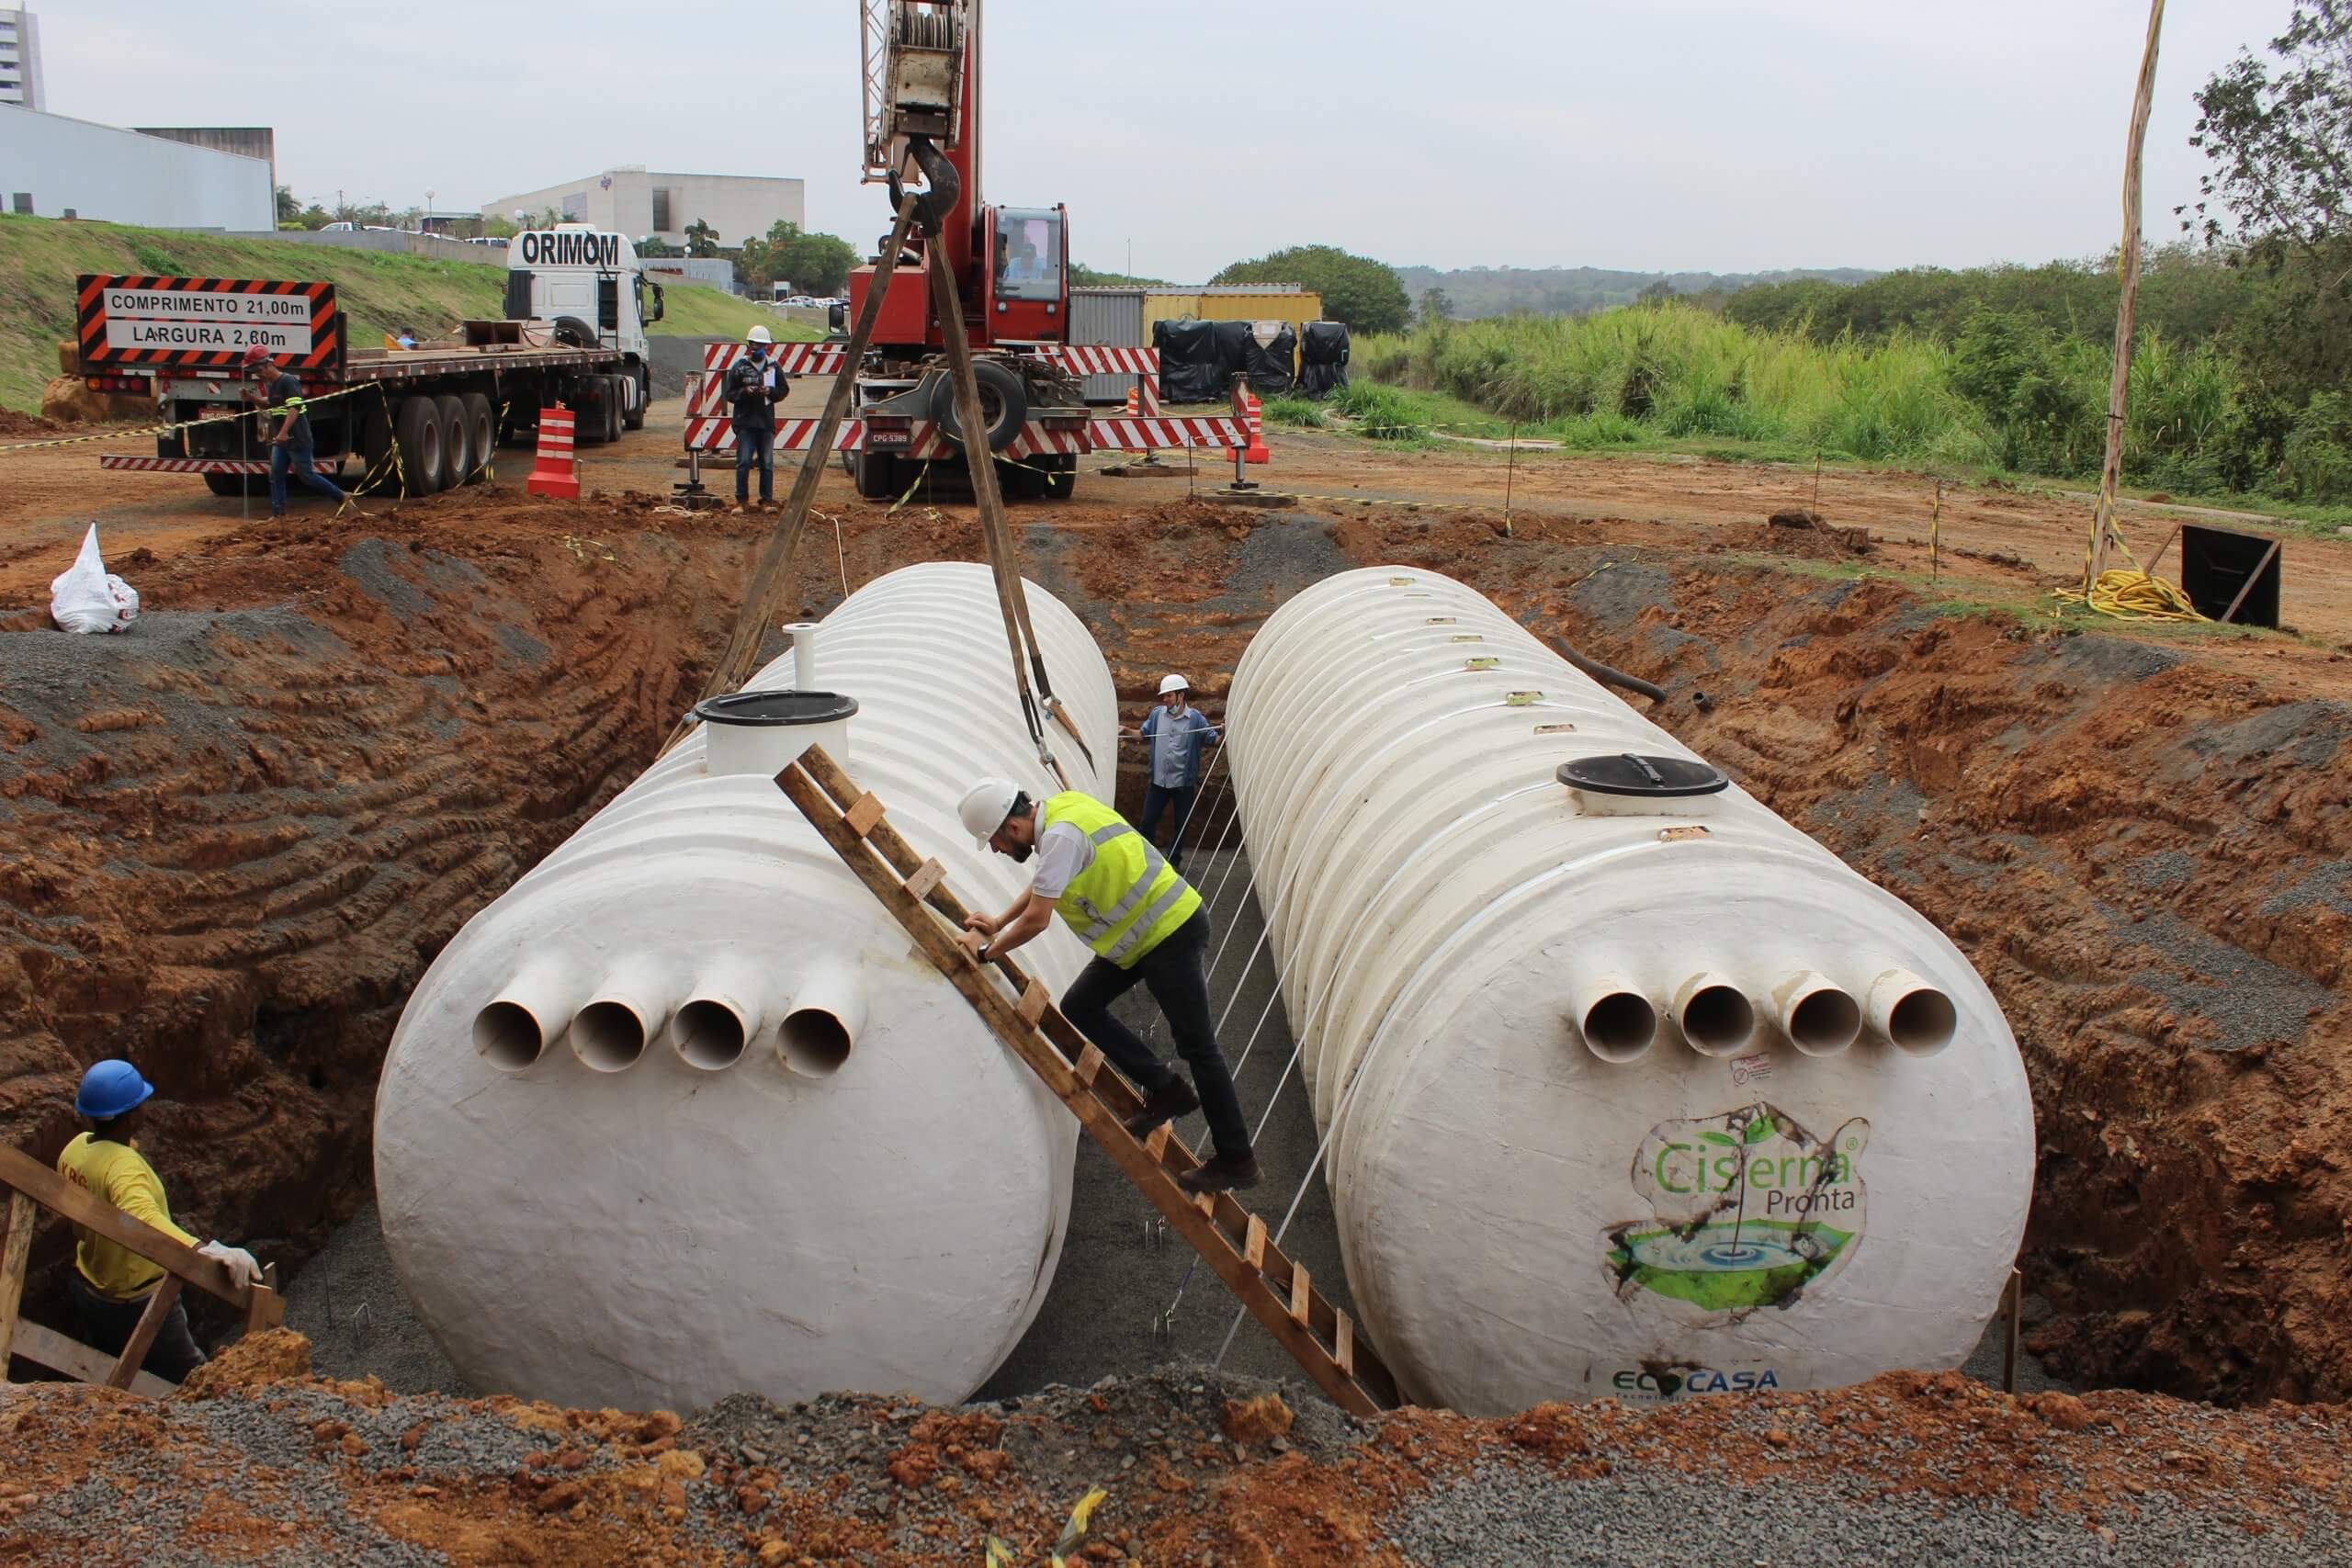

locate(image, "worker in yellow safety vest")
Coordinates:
54 1059 265 1382
956 778 1261 1193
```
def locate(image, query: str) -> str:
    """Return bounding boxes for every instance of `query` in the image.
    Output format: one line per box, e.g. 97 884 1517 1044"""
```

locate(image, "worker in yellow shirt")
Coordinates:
54 1059 262 1382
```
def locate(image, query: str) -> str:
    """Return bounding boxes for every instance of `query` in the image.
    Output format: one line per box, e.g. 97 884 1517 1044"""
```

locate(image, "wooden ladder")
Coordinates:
775 745 1400 1417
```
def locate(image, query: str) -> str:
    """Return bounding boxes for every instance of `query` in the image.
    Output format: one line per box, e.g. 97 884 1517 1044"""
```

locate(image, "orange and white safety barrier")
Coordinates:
526 403 580 499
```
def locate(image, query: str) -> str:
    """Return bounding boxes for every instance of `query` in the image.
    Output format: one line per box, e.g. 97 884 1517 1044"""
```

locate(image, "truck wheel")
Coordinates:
1044 464 1076 502
574 378 609 446
931 360 1026 453
621 369 647 432
459 394 496 483
435 395 473 487
605 376 626 441
854 450 901 501
393 395 446 496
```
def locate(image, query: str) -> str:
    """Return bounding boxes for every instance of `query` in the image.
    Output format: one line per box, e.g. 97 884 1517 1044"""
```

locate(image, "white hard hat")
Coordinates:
747 324 774 344
1159 674 1190 696
959 778 1023 850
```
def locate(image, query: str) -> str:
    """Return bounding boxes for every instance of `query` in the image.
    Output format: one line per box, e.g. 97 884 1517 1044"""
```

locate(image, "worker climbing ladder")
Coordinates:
775 744 1399 1418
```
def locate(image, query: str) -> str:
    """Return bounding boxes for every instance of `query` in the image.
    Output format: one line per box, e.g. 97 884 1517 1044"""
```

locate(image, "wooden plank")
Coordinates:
10 1320 175 1398
0 1191 33 1374
1016 980 1051 1027
1288 1264 1312 1327
1335 1311 1355 1378
2144 521 2182 576
244 1282 286 1334
1243 1214 1267 1271
903 858 946 901
0 1144 247 1310
842 792 887 839
2218 538 2281 626
775 761 1399 1415
106 1278 180 1390
1073 1043 1104 1087
1143 1123 1171 1163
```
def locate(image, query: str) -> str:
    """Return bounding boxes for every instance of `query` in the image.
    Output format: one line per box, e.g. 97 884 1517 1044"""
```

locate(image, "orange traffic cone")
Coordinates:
1123 387 1140 417
1242 389 1270 465
525 403 580 499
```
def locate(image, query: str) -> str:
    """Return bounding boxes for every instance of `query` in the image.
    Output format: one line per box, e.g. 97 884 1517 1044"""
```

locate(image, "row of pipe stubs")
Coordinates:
1572 968 1957 1065
470 964 864 1078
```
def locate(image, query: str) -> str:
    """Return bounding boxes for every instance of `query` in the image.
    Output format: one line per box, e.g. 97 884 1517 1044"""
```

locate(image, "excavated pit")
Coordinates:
2 483 2346 1413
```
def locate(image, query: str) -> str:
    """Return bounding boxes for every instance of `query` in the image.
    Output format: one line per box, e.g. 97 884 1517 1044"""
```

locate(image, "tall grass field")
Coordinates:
1353 303 2277 502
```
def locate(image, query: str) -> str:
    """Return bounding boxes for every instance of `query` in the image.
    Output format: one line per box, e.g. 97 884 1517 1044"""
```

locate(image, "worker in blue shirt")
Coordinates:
1126 674 1218 872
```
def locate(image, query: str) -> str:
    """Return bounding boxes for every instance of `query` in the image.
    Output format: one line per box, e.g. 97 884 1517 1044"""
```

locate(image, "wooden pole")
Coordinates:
2086 0 2167 592
1929 479 1943 581
0 1190 34 1376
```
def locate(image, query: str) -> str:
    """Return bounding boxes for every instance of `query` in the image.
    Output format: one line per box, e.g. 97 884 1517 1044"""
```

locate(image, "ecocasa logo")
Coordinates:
517 231 622 268
1611 1366 1780 1401
1604 1102 1871 1316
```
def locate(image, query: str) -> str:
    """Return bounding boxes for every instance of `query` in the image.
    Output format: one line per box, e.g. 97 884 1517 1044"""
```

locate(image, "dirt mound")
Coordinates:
0 409 62 440
173 1326 314 1399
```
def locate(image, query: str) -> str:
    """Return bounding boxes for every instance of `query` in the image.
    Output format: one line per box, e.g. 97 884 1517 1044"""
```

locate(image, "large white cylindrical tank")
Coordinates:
1227 567 2034 1416
374 563 1114 1412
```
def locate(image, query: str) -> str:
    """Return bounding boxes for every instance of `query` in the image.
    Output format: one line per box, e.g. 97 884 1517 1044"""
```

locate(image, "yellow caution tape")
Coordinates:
0 381 377 456
981 1484 1109 1568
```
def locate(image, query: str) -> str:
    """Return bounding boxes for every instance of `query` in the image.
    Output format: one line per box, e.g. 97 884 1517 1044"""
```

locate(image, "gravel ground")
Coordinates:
0 1343 2336 1566
284 1199 467 1397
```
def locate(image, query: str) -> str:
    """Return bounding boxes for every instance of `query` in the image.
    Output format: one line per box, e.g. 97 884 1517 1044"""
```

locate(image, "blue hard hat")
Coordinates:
74 1059 154 1120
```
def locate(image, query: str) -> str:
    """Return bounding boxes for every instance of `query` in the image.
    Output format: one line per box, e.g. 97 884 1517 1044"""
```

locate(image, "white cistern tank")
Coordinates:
373 562 1114 1412
1224 567 2034 1415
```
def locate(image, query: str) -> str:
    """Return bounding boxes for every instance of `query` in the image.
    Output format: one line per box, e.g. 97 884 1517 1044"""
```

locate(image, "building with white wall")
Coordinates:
0 8 42 111
1 105 273 228
481 167 804 249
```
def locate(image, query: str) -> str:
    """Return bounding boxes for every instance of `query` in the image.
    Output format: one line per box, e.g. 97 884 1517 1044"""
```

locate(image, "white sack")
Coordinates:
49 525 140 634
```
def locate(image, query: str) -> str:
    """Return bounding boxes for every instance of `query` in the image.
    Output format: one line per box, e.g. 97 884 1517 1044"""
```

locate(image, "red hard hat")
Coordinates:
242 344 275 367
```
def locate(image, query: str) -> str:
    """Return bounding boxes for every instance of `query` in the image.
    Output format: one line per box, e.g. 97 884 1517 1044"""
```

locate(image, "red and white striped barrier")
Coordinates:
687 343 1166 418
684 412 1250 457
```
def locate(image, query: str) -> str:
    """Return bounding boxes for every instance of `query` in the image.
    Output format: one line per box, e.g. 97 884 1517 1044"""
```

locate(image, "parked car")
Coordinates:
322 221 356 231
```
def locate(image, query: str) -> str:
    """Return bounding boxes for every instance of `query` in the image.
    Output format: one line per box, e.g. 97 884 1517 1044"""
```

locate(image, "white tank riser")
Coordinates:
374 563 1115 1412
1226 567 2035 1415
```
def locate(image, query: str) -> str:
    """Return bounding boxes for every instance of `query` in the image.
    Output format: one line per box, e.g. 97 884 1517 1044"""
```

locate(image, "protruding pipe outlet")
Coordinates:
787 622 819 691
1571 976 1657 1064
1775 971 1862 1057
780 964 866 1078
671 962 765 1072
1675 973 1758 1057
570 964 672 1073
1871 969 1958 1055
472 963 582 1072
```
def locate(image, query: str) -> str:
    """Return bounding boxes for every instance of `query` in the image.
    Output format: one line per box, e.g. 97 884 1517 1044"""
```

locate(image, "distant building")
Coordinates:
0 7 43 111
134 127 277 200
480 167 805 250
0 106 273 228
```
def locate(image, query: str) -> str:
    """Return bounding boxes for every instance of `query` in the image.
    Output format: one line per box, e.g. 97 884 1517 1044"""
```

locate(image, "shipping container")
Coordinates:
1142 286 1322 378
1069 286 1146 405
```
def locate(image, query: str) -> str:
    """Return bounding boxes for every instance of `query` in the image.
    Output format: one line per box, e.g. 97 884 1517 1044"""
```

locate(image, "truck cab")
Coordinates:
502 225 663 364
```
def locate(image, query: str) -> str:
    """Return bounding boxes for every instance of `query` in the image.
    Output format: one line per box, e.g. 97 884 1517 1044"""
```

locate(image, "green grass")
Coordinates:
0 213 813 412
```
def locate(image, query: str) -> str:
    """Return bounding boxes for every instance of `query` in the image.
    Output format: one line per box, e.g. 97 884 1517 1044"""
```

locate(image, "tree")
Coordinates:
635 233 680 257
1070 261 1168 287
275 185 300 225
735 221 859 295
1419 287 1453 325
1636 278 1677 303
2185 1 2352 264
684 219 721 258
1210 245 1410 334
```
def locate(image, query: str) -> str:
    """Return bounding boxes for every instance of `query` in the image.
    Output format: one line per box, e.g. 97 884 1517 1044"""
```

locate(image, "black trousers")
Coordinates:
1059 908 1251 1159
70 1273 208 1383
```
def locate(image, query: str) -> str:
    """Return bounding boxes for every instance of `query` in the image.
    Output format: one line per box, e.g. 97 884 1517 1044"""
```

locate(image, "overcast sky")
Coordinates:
45 1 2279 280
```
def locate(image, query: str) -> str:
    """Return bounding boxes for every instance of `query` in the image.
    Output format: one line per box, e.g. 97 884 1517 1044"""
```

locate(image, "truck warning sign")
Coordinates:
76 276 343 372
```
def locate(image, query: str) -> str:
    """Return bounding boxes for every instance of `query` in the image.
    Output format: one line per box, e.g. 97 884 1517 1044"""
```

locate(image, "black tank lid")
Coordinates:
1556 752 1728 797
694 690 860 727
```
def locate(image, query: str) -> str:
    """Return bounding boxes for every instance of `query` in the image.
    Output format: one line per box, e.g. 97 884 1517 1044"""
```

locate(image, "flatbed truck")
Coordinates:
80 225 666 498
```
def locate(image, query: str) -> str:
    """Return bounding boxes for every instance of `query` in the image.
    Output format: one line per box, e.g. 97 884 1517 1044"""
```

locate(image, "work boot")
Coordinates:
1178 1151 1262 1194
1123 1076 1199 1137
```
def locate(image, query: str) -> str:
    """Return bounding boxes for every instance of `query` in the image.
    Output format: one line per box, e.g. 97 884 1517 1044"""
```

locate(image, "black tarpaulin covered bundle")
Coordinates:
1154 318 1253 403
1242 323 1298 396
1298 321 1351 399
